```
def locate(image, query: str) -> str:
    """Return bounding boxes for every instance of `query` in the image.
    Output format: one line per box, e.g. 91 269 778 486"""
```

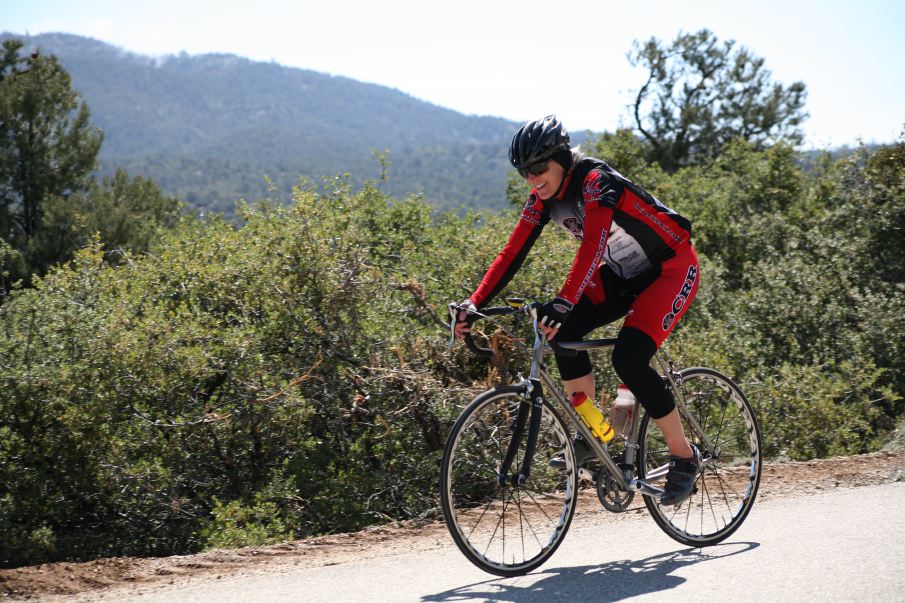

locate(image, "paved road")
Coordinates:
111 482 905 602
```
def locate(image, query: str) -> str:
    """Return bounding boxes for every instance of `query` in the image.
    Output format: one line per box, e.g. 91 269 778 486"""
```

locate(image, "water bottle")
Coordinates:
570 391 614 443
612 384 636 436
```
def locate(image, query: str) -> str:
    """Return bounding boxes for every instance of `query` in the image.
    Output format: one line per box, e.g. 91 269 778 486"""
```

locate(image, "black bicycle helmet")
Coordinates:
509 115 571 169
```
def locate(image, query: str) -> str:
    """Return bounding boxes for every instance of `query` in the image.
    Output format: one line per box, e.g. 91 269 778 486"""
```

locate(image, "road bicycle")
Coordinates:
440 299 762 577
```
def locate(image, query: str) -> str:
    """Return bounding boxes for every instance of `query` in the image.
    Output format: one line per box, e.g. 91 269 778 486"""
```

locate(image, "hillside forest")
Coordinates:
0 31 523 216
0 31 903 568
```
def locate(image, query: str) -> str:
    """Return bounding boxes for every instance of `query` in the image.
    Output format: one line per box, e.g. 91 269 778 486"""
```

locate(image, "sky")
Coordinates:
3 0 904 148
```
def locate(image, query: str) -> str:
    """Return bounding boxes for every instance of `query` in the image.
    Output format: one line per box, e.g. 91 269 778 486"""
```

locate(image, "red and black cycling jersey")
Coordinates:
471 157 692 308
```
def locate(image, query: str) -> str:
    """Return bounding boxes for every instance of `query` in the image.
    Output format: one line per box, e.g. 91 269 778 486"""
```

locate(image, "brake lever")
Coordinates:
447 302 487 350
447 304 458 350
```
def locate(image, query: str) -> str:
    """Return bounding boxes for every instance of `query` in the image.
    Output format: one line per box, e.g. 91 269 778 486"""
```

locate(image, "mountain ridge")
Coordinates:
3 32 532 214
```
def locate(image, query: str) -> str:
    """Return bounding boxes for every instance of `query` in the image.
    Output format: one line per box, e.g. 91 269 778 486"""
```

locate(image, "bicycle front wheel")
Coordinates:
639 368 762 546
440 386 578 576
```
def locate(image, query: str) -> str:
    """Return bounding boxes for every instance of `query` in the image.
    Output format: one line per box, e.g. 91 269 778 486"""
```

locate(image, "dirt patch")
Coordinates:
2 451 903 600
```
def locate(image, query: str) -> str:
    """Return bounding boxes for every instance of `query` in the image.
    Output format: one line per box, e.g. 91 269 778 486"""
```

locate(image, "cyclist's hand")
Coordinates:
452 299 478 340
533 297 573 341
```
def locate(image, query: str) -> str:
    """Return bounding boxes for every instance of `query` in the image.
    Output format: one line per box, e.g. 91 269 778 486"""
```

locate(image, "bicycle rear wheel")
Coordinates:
440 386 578 576
639 367 761 546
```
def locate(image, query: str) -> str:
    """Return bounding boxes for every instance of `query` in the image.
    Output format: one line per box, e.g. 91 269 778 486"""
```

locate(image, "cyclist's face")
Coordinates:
526 160 565 200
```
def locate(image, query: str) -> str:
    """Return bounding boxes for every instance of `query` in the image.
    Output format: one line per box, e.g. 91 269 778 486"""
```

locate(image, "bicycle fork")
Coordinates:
498 378 544 486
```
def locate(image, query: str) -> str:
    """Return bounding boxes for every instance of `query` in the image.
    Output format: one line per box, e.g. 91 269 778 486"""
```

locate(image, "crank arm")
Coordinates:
630 478 665 498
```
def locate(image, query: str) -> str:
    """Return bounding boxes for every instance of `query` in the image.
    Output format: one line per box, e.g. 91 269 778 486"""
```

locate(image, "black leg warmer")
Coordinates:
611 327 675 419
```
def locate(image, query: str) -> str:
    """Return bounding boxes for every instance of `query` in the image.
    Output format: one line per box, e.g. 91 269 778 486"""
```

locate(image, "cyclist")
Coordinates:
453 115 700 506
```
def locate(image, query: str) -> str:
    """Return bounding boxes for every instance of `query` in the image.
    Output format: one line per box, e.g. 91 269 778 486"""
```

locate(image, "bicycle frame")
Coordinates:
464 302 714 498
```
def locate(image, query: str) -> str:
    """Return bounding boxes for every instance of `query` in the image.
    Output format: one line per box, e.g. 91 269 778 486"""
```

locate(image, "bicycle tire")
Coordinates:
638 367 762 546
440 385 579 576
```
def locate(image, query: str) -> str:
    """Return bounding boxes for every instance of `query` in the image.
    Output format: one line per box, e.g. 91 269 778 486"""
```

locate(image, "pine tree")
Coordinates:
630 29 808 171
0 38 103 284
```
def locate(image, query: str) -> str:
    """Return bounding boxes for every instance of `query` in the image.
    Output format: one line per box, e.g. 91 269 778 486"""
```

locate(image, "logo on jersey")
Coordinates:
632 201 684 244
584 170 621 208
583 171 606 202
521 193 544 225
662 265 698 330
562 217 583 239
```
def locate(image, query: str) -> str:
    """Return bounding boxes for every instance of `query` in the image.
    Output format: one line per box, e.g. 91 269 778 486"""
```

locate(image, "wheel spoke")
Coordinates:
512 488 548 549
517 486 559 531
462 485 503 540
700 473 722 531
707 464 744 514
482 490 512 558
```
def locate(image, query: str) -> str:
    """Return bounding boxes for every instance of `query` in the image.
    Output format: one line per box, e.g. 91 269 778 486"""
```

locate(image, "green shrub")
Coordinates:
1 138 903 567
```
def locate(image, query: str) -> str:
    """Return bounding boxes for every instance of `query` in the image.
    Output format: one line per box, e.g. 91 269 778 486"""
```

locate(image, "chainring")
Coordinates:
596 465 635 512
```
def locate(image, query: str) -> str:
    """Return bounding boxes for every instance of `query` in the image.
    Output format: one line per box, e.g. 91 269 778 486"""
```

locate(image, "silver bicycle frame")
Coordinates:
524 324 630 488
523 317 713 496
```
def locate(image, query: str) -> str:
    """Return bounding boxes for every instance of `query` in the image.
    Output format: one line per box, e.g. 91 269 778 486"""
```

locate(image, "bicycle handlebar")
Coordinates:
462 305 518 358
450 301 579 359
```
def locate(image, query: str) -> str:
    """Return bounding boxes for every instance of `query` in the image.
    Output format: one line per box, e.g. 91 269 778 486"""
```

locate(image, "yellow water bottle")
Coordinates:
570 391 614 443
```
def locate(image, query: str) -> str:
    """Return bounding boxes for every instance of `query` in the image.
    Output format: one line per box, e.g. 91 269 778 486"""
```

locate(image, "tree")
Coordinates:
0 39 103 280
629 29 808 172
30 168 184 269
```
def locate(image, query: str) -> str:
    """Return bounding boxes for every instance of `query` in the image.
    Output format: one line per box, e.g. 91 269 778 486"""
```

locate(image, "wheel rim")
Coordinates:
641 370 761 544
443 392 577 573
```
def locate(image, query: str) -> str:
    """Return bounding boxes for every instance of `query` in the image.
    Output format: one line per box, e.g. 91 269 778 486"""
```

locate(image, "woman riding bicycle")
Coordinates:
453 115 701 506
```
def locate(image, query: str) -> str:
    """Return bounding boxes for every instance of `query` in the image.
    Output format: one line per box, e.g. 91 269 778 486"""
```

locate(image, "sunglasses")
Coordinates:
518 161 550 179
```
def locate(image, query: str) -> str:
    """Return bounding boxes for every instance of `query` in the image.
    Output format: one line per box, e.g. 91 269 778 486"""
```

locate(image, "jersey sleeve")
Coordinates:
557 170 621 304
471 193 549 308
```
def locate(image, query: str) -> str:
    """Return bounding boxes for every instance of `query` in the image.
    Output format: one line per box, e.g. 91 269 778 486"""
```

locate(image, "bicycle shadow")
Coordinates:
422 541 759 602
